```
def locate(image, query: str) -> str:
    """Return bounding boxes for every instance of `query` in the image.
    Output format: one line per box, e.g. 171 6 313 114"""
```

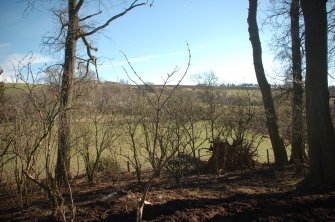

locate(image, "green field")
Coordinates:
0 82 293 183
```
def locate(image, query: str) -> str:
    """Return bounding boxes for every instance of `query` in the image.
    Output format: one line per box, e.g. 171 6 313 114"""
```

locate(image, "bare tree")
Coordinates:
120 93 147 184
192 72 227 174
223 90 265 172
169 89 207 177
123 44 191 222
327 1 335 78
21 0 149 186
160 92 192 182
248 0 288 166
290 0 307 165
266 0 307 165
0 67 10 122
0 68 15 182
192 72 224 141
76 107 120 182
41 0 148 186
7 58 73 219
300 0 335 189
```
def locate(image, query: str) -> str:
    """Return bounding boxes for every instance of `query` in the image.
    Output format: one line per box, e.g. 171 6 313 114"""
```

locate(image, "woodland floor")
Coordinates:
1 164 335 222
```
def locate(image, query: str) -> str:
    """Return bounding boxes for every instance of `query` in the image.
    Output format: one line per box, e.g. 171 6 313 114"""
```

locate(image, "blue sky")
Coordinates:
0 0 276 85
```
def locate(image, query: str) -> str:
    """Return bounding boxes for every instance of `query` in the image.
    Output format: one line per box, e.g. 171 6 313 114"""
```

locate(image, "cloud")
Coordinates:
11 53 53 65
112 50 186 67
93 49 191 83
113 54 162 67
0 73 15 83
0 43 11 49
1 53 54 67
167 51 187 57
0 52 54 83
186 55 258 85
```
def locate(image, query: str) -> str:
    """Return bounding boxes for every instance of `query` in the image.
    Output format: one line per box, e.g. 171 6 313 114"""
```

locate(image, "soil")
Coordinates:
1 164 335 222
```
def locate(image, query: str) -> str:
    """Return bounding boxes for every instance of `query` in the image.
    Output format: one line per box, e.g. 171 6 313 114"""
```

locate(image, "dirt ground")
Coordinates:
1 164 335 222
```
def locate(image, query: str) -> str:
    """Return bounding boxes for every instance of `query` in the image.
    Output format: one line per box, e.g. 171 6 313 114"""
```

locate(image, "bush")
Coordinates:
207 138 258 174
86 156 121 182
95 156 121 175
165 153 203 182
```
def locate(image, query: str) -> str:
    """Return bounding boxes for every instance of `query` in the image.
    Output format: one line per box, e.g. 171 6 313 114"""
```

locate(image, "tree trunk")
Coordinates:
55 0 79 186
300 0 335 188
290 0 306 164
248 0 288 166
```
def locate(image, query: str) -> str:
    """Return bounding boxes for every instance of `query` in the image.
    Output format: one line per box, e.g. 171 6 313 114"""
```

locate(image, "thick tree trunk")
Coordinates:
290 0 306 164
248 0 288 166
55 0 78 186
301 0 335 188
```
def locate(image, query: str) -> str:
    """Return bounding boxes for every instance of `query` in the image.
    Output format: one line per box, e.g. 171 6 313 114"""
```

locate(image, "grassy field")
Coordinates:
1 124 277 182
0 82 292 183
67 136 278 179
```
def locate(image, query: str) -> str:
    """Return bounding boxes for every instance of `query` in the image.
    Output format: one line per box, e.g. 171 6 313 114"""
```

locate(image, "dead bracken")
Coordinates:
1 164 334 221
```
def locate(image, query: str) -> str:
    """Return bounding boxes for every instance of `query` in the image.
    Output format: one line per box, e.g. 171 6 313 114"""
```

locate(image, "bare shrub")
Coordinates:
119 93 147 184
5 57 73 220
206 91 265 174
94 156 122 182
122 43 191 222
207 138 258 174
165 153 204 182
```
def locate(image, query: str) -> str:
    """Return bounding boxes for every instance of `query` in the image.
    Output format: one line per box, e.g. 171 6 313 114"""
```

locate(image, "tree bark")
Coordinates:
301 0 335 188
290 0 306 164
248 0 288 166
54 0 146 186
55 0 79 186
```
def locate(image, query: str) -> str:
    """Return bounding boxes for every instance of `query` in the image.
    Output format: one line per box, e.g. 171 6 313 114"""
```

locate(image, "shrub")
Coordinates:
207 138 258 174
165 153 204 182
96 156 121 174
86 156 121 182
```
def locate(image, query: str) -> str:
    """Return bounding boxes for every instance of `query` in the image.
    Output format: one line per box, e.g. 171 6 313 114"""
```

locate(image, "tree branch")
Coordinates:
160 43 191 108
75 0 85 14
42 9 67 48
80 0 146 37
80 11 102 22
23 169 50 192
80 33 100 82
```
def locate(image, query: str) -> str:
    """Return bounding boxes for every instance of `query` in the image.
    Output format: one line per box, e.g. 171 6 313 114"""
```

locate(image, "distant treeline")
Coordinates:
102 80 335 92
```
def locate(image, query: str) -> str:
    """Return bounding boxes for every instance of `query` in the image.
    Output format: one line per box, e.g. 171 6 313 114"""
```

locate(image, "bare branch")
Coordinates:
121 52 156 93
21 0 37 16
79 10 102 22
80 33 101 82
75 0 85 14
23 170 50 191
42 9 68 50
122 66 155 107
160 43 191 108
122 42 191 110
149 0 155 7
80 0 146 37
